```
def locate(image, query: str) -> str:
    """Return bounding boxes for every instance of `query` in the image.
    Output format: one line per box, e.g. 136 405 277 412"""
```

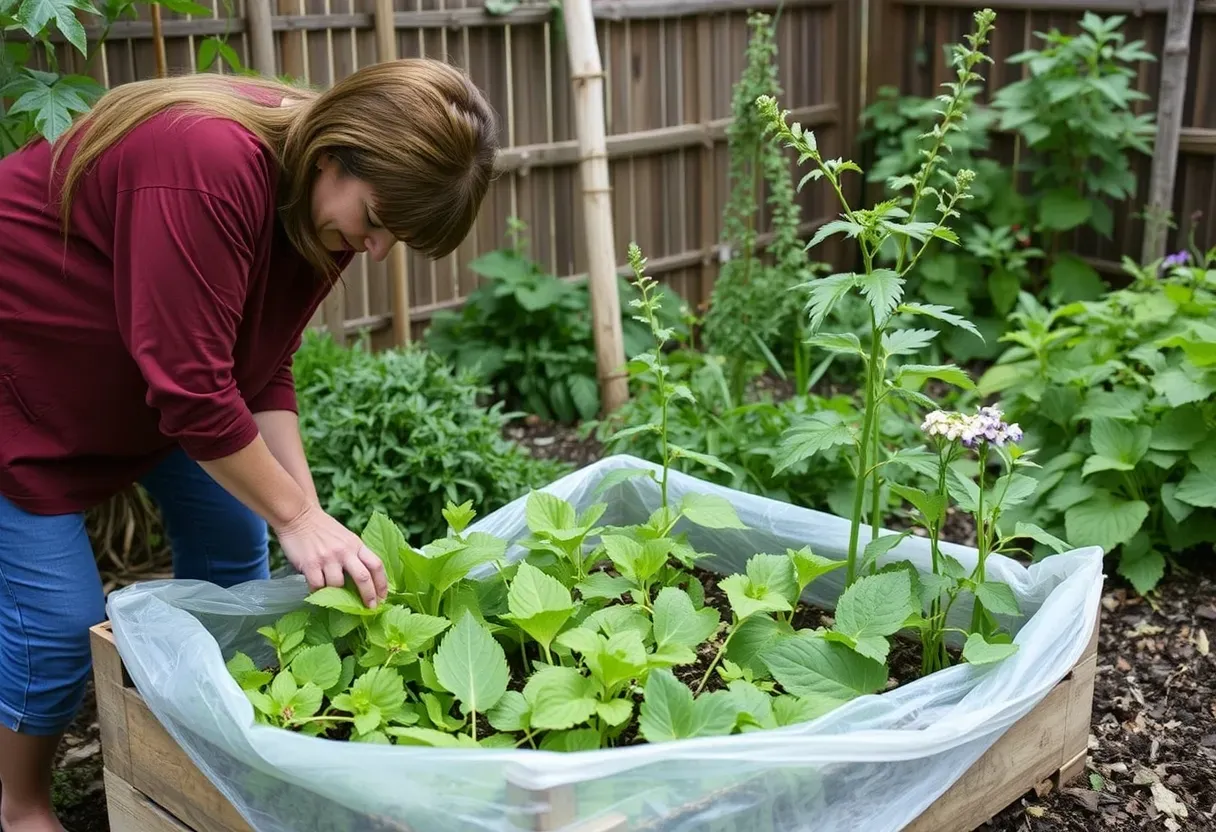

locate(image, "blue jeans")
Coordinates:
0 446 269 735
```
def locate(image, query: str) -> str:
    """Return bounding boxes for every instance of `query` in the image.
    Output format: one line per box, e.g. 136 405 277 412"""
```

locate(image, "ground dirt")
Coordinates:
51 414 1214 831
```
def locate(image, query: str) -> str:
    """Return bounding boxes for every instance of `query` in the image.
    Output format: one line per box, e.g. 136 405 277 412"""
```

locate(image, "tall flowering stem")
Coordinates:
757 9 997 587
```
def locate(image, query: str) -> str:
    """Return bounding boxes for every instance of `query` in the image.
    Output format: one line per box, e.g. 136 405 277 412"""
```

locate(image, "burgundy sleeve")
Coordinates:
111 184 262 460
246 338 300 415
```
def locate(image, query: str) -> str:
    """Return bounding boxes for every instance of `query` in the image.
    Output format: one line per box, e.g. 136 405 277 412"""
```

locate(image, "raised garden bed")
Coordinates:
92 611 1097 832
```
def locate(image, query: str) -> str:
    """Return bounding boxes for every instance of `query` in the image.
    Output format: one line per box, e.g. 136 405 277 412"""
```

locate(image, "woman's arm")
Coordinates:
253 409 319 506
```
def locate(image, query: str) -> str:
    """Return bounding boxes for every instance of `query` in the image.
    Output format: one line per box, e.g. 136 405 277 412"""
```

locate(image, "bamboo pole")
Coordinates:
245 0 277 77
1140 0 1195 263
150 5 167 77
375 0 413 346
561 0 627 414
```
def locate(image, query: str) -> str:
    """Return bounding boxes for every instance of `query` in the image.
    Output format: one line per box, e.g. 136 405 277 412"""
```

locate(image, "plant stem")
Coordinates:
846 312 882 585
695 628 738 695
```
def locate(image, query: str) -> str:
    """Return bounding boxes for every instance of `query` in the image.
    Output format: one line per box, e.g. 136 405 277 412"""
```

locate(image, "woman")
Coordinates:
0 58 497 831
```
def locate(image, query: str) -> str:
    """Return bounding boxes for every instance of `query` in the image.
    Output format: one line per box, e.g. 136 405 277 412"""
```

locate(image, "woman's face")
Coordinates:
310 153 396 262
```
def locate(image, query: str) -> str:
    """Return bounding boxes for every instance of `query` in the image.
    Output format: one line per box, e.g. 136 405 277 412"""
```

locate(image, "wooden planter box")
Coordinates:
89 613 1099 832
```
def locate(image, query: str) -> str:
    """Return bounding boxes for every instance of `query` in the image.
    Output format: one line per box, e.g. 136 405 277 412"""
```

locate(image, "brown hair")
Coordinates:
51 60 499 277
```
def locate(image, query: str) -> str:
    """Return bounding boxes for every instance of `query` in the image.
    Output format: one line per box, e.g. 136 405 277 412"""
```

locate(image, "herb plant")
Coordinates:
977 244 1216 594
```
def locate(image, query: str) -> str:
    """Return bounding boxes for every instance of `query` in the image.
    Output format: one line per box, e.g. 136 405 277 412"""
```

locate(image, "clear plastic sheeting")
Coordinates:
106 454 1105 832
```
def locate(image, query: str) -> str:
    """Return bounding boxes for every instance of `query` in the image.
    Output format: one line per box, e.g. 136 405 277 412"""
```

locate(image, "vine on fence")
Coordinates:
1 0 247 155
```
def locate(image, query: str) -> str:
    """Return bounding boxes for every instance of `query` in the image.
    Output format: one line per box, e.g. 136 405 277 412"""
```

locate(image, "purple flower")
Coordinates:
1162 251 1190 271
921 405 1022 448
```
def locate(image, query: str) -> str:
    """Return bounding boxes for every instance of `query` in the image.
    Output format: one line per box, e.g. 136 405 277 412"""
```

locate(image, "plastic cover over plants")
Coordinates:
106 454 1104 832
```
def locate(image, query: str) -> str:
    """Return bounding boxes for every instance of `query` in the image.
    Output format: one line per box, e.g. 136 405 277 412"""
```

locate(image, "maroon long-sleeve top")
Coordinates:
0 94 350 515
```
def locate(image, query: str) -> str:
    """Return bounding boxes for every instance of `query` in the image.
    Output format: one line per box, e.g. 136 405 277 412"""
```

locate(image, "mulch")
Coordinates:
48 415 1215 832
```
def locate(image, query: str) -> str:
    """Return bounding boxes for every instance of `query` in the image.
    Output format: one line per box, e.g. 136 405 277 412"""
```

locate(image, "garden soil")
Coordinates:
47 418 1215 831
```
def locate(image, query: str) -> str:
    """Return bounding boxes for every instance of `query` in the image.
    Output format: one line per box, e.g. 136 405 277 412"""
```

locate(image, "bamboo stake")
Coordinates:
246 0 277 76
1140 0 1195 263
561 0 627 414
150 4 167 77
375 0 412 346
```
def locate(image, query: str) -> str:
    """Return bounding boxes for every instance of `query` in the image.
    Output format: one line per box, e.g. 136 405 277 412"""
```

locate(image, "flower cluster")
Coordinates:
1162 250 1190 270
922 405 1023 448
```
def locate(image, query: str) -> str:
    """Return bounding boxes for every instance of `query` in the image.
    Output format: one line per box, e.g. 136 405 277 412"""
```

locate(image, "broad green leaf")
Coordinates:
894 363 976 391
1174 468 1216 509
486 690 530 732
1150 405 1208 451
1064 492 1149 553
503 561 575 650
789 547 846 590
889 484 946 526
1089 417 1151 470
652 587 720 653
1039 189 1092 231
361 512 409 593
385 726 479 748
833 571 916 656
305 586 381 617
433 612 510 717
990 473 1039 512
725 614 790 677
773 411 855 475
8 76 91 142
576 572 633 600
669 444 734 476
962 633 1019 664
16 0 91 54
442 500 476 534
289 643 342 690
725 680 778 732
524 666 597 731
719 573 791 620
679 492 747 529
226 652 272 691
1014 522 1070 555
762 632 887 701
1152 367 1216 408
638 669 738 742
1160 483 1194 524
858 532 911 573
596 698 634 727
1117 543 1166 595
974 582 1021 617
525 491 576 535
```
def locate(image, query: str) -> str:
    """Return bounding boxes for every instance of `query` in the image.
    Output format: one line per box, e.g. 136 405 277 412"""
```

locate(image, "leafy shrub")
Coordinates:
978 247 1216 593
293 330 571 544
701 12 824 398
423 219 689 423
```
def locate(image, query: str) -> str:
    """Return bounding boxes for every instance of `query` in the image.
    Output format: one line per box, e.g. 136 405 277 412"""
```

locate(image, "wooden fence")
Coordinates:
21 0 1215 346
867 0 1216 278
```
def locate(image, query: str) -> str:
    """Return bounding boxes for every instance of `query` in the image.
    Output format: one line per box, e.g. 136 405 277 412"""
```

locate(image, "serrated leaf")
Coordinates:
525 491 577 535
773 411 855 475
16 0 91 54
833 571 915 651
361 512 409 593
804 273 860 332
524 666 598 731
305 586 380 616
974 582 1021 617
857 269 903 324
895 363 976 390
1039 189 1092 231
762 632 887 701
1117 546 1166 595
806 218 864 251
882 328 938 356
1065 492 1149 553
289 643 342 690
962 633 1019 664
486 690 530 732
638 670 738 742
433 612 509 718
652 587 720 653
679 491 747 529
897 302 983 340
576 572 634 600
503 561 575 651
1090 417 1151 469
670 444 734 475
226 652 272 691
804 332 864 356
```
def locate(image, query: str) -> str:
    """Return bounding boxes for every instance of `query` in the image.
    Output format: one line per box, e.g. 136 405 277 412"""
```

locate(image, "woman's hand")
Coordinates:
274 503 388 608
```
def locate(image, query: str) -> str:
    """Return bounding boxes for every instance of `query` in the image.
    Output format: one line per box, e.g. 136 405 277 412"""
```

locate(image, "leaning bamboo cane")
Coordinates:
560 0 627 414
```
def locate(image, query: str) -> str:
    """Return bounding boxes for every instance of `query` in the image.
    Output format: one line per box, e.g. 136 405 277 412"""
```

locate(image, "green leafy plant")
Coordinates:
423 218 688 423
291 329 569 549
701 11 826 399
756 8 1038 673
231 229 1027 755
0 0 247 154
977 244 1216 594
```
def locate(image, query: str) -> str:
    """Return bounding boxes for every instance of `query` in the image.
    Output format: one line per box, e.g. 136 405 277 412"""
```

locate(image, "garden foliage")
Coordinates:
979 246 1216 593
424 218 688 423
229 11 1045 750
292 330 569 546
